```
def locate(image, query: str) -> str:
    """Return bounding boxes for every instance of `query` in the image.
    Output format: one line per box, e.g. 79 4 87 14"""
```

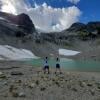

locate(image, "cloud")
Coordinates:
67 0 80 4
0 0 31 14
0 0 82 32
28 3 82 32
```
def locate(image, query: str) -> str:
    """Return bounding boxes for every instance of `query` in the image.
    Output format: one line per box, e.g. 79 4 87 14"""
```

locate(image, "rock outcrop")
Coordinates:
0 11 36 35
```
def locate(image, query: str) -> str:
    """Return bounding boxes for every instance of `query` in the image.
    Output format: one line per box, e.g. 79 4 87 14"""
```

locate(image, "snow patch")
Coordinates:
0 57 4 60
59 49 80 56
0 17 5 20
0 45 38 60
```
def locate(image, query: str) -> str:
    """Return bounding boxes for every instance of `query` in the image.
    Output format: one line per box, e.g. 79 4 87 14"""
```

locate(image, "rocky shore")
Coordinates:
0 61 100 100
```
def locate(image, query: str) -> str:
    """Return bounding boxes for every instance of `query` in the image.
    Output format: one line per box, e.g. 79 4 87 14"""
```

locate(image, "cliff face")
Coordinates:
0 11 38 51
67 22 100 33
0 11 36 35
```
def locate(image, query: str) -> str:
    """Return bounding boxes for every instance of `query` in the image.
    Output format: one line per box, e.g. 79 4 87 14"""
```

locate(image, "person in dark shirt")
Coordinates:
43 57 50 74
55 57 62 74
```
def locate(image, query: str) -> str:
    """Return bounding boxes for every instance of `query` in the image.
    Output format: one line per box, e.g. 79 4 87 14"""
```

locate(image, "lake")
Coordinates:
27 58 100 72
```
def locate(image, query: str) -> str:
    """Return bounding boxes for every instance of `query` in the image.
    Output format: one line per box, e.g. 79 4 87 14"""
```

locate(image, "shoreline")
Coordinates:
0 60 100 72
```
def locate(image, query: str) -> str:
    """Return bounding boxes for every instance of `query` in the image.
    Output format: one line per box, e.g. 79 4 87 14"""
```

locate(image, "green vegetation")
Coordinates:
78 31 90 40
64 42 73 48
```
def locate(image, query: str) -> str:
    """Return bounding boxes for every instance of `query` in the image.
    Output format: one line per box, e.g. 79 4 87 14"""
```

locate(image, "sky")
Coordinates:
0 0 100 32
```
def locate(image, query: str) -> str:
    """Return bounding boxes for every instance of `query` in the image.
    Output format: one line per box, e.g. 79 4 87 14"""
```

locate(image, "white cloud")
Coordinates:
0 0 30 14
67 0 80 4
0 0 82 32
28 3 82 32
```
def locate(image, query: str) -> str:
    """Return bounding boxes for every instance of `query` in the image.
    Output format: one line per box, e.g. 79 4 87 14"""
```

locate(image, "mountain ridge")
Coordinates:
0 11 36 35
0 11 100 60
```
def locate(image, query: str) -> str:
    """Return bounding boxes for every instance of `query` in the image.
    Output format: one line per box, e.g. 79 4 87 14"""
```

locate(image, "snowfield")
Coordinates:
59 49 80 56
0 45 38 60
0 17 5 20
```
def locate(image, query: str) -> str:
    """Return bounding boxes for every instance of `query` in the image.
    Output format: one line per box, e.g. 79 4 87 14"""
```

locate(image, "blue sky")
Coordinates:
27 0 100 23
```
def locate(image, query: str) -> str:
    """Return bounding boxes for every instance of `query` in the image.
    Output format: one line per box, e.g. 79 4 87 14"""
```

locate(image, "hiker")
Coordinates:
55 57 62 74
43 57 50 74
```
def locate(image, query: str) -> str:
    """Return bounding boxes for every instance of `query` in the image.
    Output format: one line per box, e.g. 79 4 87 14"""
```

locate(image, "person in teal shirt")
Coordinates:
43 57 50 74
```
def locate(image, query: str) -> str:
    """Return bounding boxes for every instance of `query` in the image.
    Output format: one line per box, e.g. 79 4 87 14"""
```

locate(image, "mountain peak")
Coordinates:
0 11 35 34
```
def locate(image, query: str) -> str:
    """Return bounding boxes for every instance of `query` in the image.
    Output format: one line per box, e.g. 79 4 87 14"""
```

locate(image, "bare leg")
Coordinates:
43 67 46 74
59 68 62 74
47 68 50 74
55 68 57 74
44 69 46 74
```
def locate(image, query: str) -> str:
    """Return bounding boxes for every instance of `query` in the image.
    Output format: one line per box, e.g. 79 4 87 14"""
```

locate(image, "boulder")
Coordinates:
11 71 23 75
0 72 6 78
29 83 35 88
18 92 26 97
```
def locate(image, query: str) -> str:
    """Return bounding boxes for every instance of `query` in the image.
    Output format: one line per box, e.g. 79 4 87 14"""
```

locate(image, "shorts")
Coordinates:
44 65 49 70
56 64 60 69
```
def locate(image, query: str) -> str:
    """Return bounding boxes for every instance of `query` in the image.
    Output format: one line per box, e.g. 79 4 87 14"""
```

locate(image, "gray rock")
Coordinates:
29 83 35 88
0 72 3 75
90 89 95 96
12 91 19 97
87 83 93 87
35 80 39 85
9 85 14 92
15 80 22 83
18 92 26 97
11 71 23 75
96 82 100 89
9 85 17 92
40 87 46 91
3 81 8 85
79 81 87 87
0 72 6 78
71 87 78 92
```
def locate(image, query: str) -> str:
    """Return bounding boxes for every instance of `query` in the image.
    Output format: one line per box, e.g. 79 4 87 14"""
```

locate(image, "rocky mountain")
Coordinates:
0 11 36 36
0 12 58 58
67 22 100 35
67 22 86 32
0 11 100 60
0 11 40 55
87 22 100 33
41 22 100 42
0 11 100 42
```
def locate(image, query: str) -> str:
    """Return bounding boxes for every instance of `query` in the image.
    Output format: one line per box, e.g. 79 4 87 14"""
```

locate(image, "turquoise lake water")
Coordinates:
27 58 100 72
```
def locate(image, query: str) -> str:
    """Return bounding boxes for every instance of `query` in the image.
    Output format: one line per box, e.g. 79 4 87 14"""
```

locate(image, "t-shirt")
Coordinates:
56 59 60 65
44 59 48 66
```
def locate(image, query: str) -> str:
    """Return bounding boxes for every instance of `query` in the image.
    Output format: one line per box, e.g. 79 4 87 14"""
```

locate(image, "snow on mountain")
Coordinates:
0 17 5 20
59 49 80 56
0 45 38 60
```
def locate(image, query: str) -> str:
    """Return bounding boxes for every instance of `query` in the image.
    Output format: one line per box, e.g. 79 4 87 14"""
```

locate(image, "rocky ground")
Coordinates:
0 61 100 100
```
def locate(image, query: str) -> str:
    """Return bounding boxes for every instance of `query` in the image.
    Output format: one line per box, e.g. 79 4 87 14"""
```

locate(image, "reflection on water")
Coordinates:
27 58 100 72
